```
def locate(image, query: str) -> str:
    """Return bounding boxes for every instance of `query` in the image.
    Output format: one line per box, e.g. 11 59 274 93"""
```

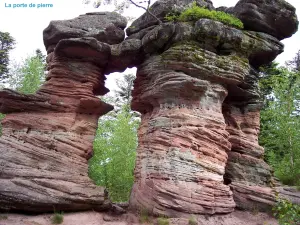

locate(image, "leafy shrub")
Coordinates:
165 2 243 29
51 212 63 224
273 198 300 225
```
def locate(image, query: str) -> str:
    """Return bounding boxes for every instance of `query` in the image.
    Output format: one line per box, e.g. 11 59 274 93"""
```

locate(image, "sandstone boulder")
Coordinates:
227 0 299 40
43 12 127 51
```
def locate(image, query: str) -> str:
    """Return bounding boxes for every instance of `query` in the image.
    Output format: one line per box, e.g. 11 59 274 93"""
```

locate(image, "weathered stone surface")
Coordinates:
222 64 275 210
277 186 300 205
227 0 299 40
129 41 254 216
0 55 112 212
126 0 298 216
43 12 127 51
142 23 175 54
105 38 143 74
0 12 140 213
229 183 276 212
1 0 300 216
193 19 284 67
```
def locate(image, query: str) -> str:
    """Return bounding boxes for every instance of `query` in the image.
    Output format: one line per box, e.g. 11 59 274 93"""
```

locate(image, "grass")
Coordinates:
0 215 8 220
189 215 197 225
51 212 64 224
165 1 243 29
157 217 169 225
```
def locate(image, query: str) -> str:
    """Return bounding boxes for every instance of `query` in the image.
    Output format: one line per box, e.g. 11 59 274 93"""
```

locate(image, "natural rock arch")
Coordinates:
0 0 299 216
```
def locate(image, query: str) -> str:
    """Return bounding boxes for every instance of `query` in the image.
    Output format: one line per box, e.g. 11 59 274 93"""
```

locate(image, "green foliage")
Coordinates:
165 2 244 29
140 208 150 224
188 215 197 225
0 31 15 81
17 55 45 94
259 63 300 186
51 212 63 224
89 103 140 202
272 198 300 225
8 50 46 94
0 113 5 137
0 51 45 138
89 73 139 202
157 217 169 225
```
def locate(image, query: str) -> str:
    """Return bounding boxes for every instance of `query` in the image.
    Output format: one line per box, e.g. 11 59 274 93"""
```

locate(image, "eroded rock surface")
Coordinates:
127 0 298 216
0 0 299 216
220 0 299 40
0 12 140 212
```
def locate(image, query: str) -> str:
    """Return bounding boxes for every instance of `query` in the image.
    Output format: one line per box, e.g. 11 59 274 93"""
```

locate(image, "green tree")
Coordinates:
0 31 15 81
259 64 300 186
89 74 140 202
0 51 46 136
8 51 45 94
89 104 139 202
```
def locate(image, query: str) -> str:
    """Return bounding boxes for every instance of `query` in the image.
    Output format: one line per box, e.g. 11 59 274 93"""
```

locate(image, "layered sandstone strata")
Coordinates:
127 0 298 216
0 0 299 216
0 12 141 212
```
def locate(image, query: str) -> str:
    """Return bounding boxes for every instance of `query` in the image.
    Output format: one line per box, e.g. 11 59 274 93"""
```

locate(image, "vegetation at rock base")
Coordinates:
188 215 197 225
165 2 244 29
272 197 300 225
51 212 64 224
89 74 140 202
139 208 151 224
259 50 300 187
157 217 169 225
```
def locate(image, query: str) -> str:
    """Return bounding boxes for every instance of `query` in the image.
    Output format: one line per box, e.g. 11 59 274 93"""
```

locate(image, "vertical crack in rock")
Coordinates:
223 68 277 211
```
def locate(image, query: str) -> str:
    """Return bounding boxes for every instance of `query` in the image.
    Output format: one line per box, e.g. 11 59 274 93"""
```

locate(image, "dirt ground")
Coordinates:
0 210 279 225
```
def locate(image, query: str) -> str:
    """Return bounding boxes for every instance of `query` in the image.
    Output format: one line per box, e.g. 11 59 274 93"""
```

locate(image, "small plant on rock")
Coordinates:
51 212 64 224
165 1 244 29
189 215 197 225
157 217 169 225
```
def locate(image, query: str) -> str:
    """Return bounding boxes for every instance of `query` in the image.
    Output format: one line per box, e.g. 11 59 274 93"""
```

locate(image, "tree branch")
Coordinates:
128 0 162 25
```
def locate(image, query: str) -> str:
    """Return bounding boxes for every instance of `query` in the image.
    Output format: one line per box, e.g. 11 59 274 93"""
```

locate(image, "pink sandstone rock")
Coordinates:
127 0 298 216
0 0 299 216
0 12 141 212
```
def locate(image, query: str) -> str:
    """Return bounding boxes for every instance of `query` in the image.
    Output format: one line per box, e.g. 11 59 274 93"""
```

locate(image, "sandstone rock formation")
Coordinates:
0 0 299 217
127 0 299 217
0 12 141 212
221 0 299 40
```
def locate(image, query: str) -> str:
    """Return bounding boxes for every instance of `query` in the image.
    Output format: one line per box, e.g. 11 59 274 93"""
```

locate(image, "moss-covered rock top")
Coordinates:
165 2 244 29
